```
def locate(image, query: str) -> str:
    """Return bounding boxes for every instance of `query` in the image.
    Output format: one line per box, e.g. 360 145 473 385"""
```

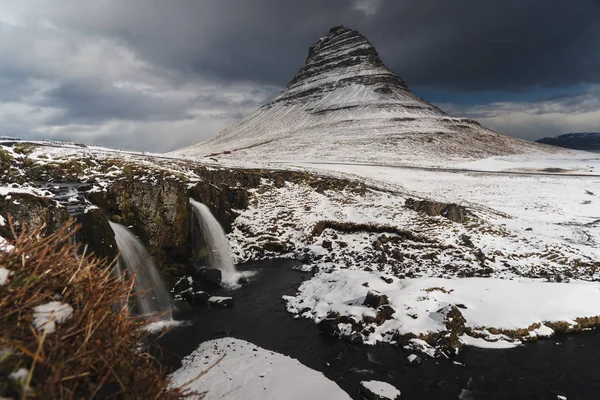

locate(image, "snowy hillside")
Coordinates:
173 26 561 166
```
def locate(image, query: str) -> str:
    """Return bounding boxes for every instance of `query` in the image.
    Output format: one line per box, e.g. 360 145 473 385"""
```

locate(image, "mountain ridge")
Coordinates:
173 26 560 166
537 132 600 151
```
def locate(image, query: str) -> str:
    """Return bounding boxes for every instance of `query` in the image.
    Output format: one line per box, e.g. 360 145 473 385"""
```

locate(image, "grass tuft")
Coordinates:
0 219 195 399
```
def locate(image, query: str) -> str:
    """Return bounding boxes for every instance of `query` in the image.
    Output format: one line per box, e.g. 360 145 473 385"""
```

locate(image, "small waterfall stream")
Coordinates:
189 199 238 284
109 222 173 319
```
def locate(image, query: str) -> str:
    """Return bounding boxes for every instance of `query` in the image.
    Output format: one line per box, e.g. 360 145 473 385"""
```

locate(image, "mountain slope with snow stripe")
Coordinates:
173 26 561 166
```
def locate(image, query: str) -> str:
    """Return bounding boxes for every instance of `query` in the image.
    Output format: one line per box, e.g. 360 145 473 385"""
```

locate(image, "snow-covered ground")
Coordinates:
2 138 600 355
223 152 600 352
169 338 351 400
285 270 600 349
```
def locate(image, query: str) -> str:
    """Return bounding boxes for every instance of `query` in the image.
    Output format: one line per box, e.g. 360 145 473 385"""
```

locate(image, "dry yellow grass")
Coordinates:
0 219 193 399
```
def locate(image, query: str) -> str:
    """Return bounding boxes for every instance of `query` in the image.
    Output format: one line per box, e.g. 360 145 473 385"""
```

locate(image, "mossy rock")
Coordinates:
0 193 69 239
89 178 191 268
75 208 118 262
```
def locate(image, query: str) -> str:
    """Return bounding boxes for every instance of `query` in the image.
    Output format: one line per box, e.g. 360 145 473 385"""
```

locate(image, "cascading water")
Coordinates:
109 222 173 319
189 199 238 284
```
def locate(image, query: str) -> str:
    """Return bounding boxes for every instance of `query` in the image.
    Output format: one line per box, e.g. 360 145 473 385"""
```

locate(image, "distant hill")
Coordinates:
536 133 600 151
173 26 559 166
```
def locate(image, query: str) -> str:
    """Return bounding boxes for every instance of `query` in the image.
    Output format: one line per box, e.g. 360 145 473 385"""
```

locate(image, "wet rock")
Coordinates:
262 241 287 253
173 277 192 293
405 198 467 223
318 312 341 336
380 276 394 284
89 179 191 268
207 296 233 307
183 290 210 305
343 332 363 345
363 290 390 308
195 268 222 289
76 207 118 261
525 227 533 231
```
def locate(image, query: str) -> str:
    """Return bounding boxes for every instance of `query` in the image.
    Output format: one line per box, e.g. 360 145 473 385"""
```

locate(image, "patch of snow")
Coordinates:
0 267 9 285
0 236 14 253
460 334 520 349
0 215 5 226
169 337 351 400
285 270 600 344
144 319 183 334
9 368 28 382
32 301 73 334
360 380 401 399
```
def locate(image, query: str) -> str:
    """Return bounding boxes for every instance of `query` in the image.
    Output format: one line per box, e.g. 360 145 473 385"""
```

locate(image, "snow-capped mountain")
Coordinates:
174 26 559 166
537 132 600 151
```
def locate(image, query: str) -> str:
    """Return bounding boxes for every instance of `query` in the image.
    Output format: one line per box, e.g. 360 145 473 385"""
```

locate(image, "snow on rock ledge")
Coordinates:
284 270 600 352
169 337 351 400
360 380 401 400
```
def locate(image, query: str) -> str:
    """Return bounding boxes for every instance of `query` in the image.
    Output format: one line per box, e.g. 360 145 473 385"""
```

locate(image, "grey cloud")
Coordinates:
438 86 600 140
40 0 600 90
0 0 599 151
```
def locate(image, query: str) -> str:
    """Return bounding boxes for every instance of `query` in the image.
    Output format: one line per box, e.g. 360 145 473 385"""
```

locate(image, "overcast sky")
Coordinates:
1 0 599 152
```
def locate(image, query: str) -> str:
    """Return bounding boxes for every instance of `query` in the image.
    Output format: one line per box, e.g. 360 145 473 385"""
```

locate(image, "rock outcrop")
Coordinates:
89 179 191 267
405 198 467 223
0 192 69 239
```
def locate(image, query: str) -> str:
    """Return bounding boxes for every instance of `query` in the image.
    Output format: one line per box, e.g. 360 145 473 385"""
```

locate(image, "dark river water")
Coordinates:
157 260 600 400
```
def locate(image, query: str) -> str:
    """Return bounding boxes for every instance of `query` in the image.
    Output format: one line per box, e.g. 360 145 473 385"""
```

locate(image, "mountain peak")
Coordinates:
173 26 556 166
273 26 408 106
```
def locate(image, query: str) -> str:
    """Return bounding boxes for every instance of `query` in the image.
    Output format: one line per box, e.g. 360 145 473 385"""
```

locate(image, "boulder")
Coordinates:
183 290 210 305
321 240 333 249
363 290 390 308
262 241 287 253
195 268 222 289
405 198 467 223
375 305 396 325
207 296 233 307
0 192 69 239
317 312 341 337
359 380 401 400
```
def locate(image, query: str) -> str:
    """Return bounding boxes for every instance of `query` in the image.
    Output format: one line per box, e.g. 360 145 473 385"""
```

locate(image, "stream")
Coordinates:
158 260 600 399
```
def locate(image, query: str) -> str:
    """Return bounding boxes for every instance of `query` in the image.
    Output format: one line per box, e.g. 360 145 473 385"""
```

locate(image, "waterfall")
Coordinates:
109 222 173 319
189 199 237 283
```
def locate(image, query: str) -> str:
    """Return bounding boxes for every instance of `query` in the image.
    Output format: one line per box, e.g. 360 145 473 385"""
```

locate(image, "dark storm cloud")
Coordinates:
42 80 192 123
1 0 599 151
46 0 600 91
